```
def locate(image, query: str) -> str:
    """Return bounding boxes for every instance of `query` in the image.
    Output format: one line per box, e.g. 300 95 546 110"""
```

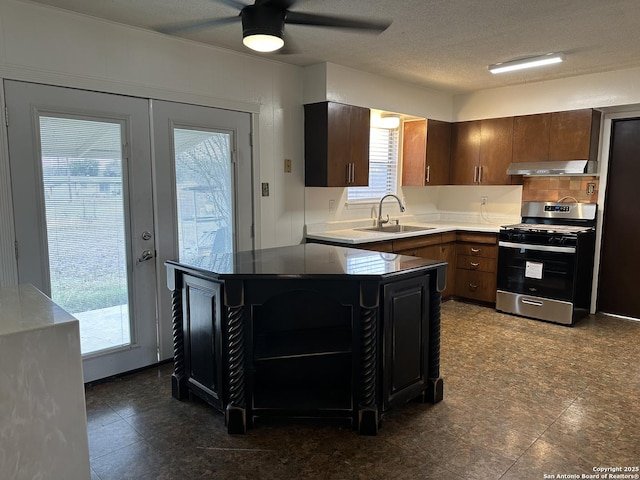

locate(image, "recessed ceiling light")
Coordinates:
488 53 564 74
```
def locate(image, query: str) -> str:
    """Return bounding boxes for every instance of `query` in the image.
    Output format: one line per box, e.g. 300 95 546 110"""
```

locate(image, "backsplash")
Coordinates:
521 176 599 203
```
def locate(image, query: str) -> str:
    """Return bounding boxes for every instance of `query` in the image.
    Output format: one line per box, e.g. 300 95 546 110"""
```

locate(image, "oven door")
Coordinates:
497 241 576 301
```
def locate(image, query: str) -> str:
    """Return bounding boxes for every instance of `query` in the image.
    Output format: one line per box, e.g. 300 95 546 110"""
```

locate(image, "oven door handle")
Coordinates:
498 241 576 254
521 298 544 307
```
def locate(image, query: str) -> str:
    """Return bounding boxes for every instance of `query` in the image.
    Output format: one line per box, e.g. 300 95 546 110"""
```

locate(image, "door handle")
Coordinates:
137 249 154 263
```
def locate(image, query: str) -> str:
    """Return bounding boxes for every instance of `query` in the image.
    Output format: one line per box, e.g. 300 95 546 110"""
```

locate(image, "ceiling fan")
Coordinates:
158 0 392 53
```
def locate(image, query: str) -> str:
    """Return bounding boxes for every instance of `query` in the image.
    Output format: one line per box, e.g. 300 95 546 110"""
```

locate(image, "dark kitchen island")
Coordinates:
166 243 446 435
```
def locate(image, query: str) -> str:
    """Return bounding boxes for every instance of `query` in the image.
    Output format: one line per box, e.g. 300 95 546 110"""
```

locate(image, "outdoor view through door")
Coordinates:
39 116 130 355
174 128 233 262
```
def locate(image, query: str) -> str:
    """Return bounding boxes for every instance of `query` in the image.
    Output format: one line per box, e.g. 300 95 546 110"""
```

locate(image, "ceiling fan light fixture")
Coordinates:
488 53 564 74
241 5 285 52
243 33 284 52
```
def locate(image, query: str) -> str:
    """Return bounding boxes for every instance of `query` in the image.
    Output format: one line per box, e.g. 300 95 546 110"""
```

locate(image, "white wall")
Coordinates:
453 66 640 120
0 0 306 285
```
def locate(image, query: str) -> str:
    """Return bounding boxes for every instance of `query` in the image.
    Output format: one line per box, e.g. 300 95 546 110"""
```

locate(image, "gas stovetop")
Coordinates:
502 202 597 235
502 223 594 234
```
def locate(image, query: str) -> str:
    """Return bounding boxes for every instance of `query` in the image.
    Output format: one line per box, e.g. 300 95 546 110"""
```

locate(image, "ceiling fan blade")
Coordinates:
255 0 299 9
285 11 392 32
213 0 247 10
158 16 241 35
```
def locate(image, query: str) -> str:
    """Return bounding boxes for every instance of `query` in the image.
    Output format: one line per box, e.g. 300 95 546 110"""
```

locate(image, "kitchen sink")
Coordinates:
355 224 435 234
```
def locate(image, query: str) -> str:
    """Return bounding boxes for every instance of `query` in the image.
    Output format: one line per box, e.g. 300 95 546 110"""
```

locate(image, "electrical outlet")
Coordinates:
261 182 269 197
587 183 595 195
284 158 292 173
481 196 488 206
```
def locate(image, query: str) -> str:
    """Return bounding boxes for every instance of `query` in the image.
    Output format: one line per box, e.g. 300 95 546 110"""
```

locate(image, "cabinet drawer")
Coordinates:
455 269 496 303
457 254 496 272
457 243 497 258
456 232 497 245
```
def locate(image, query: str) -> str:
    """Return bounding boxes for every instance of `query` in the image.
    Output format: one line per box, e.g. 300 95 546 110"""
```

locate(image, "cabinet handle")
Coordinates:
471 247 481 253
470 262 480 268
425 165 430 183
478 165 483 183
346 163 355 184
469 283 479 291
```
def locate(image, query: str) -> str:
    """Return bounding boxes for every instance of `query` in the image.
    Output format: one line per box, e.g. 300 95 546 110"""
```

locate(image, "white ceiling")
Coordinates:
25 0 640 94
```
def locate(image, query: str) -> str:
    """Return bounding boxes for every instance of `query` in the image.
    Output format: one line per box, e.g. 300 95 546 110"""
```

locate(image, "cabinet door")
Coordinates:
549 109 600 161
326 102 353 186
479 117 514 185
401 120 427 186
182 275 224 410
513 113 551 162
304 102 370 187
348 104 371 186
425 119 451 185
450 121 480 185
382 275 429 411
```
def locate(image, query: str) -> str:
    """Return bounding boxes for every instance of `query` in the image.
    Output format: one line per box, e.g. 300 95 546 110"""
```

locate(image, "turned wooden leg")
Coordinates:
225 285 247 434
358 281 379 435
426 291 444 403
170 287 188 401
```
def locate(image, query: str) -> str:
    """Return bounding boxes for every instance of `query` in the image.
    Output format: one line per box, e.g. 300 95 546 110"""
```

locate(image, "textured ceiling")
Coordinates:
24 0 640 94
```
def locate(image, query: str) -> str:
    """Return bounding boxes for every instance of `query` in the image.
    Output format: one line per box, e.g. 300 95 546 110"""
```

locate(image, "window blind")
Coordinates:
347 126 399 201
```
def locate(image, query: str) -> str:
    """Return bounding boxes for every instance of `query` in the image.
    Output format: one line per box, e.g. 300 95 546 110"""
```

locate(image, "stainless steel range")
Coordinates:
496 202 597 326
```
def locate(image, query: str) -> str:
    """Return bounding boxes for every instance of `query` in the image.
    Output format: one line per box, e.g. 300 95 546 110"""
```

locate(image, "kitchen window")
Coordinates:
347 125 399 202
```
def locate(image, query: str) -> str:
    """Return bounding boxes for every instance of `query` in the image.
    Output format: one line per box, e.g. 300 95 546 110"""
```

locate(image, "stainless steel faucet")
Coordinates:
377 194 406 226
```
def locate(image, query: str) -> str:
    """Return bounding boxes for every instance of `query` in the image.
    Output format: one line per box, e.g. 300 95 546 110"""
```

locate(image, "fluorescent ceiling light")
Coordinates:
488 53 564 74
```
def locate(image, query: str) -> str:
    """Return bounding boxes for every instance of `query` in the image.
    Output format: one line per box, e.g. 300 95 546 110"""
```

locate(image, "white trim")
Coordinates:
0 65 261 115
0 87 18 286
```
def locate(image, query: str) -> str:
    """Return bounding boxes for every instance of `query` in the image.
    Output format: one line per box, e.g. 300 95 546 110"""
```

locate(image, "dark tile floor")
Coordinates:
85 301 640 480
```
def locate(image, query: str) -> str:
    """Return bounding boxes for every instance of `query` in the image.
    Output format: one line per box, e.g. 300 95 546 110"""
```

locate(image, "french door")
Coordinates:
151 99 254 359
5 81 157 381
4 81 255 380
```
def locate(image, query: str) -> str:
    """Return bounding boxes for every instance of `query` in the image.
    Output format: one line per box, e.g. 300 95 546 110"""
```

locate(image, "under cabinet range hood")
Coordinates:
506 160 598 176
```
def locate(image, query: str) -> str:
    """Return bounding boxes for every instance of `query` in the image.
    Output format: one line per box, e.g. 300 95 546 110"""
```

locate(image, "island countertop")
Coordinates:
166 242 446 279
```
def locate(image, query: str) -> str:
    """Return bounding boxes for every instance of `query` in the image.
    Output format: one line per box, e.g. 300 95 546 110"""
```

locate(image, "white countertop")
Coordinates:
306 220 508 245
0 284 77 336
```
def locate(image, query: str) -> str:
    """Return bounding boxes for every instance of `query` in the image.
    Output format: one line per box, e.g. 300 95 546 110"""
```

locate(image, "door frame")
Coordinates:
593 110 640 318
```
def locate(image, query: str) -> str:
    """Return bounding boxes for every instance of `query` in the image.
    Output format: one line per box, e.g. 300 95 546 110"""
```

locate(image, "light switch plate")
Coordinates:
261 182 269 196
284 158 292 173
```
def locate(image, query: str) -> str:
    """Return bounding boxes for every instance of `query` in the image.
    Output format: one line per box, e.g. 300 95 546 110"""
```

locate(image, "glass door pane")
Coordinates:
39 115 130 355
173 128 233 262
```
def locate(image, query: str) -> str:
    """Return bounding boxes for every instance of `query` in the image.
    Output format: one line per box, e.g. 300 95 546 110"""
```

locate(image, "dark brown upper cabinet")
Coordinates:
304 101 370 187
402 119 451 186
549 109 601 161
450 117 514 185
513 108 601 163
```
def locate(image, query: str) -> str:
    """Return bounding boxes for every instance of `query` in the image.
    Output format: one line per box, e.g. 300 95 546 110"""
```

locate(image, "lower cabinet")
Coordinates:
382 275 429 411
180 275 224 410
454 232 498 303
